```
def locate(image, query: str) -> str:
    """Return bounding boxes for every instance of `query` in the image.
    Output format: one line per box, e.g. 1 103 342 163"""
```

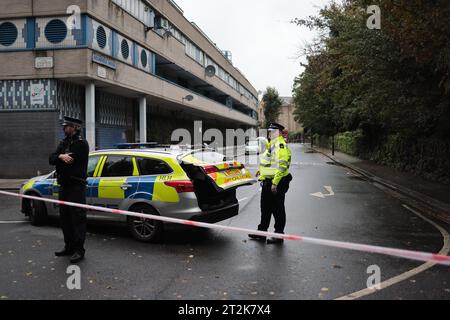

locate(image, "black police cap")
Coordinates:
268 122 285 131
62 116 83 127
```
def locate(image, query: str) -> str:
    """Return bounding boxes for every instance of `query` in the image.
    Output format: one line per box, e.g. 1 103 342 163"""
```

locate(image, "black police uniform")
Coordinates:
49 118 89 259
259 174 292 235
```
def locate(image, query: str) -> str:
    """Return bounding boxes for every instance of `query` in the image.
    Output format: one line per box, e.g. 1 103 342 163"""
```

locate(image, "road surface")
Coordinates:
0 144 449 300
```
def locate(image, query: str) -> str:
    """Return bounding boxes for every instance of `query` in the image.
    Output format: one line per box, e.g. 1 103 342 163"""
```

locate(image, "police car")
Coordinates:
20 147 256 242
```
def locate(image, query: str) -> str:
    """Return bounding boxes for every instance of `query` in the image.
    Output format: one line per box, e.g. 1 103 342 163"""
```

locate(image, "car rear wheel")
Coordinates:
127 204 163 243
28 197 48 226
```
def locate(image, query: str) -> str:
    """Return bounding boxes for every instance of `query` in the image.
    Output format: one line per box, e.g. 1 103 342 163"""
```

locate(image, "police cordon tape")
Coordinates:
1 190 449 266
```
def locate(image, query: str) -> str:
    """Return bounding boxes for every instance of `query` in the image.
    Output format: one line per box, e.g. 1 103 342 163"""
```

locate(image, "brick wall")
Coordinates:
0 111 60 178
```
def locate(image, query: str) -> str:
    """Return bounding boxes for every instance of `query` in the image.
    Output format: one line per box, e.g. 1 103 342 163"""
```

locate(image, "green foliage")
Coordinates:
288 131 303 142
335 131 363 156
262 87 283 128
292 0 450 183
313 131 362 156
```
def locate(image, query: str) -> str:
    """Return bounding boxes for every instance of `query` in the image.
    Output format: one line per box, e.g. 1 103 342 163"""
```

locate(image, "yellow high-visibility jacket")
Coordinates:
259 135 292 186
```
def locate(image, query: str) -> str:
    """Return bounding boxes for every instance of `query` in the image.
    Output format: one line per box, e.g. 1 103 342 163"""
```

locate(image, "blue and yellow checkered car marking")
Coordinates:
89 152 188 203
92 176 180 203
22 178 53 196
22 151 191 204
22 179 36 193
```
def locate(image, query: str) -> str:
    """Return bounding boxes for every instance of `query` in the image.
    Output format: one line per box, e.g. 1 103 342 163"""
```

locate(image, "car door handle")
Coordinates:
120 184 132 190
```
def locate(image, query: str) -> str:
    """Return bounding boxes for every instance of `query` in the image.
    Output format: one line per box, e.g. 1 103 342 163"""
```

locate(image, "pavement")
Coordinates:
0 179 27 191
312 146 450 225
0 143 449 300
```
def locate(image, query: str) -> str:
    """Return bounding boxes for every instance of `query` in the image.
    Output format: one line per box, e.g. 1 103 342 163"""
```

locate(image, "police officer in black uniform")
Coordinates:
49 117 89 263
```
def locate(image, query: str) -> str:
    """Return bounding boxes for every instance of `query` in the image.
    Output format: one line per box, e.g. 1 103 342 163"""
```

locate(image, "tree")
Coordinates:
290 0 450 181
262 87 283 128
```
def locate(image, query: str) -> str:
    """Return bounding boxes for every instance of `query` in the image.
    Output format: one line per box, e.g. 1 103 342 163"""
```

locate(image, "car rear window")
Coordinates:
183 151 226 164
136 157 172 176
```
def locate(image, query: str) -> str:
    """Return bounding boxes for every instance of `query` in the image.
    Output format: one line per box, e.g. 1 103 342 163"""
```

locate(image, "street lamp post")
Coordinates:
332 134 335 156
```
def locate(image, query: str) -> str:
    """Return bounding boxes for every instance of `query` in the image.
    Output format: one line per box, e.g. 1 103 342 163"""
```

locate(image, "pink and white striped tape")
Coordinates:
1 190 449 266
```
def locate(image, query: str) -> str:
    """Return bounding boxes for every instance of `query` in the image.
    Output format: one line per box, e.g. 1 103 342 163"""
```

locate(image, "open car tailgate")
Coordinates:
180 152 257 192
202 162 256 191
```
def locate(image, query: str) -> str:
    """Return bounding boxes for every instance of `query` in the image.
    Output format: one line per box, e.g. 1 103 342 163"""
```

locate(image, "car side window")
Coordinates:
136 157 172 176
101 156 134 177
87 156 101 177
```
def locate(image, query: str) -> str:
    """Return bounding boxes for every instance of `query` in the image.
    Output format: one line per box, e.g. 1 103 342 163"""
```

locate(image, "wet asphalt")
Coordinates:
0 144 449 300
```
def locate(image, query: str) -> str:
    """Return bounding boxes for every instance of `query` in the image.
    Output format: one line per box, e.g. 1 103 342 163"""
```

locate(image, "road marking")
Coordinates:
336 204 450 300
324 186 335 196
296 162 326 167
0 221 29 224
310 186 335 199
310 192 326 199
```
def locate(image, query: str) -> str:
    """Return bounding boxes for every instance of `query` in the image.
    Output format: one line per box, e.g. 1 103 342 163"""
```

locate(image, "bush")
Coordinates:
372 136 450 184
335 131 363 156
313 131 362 156
315 131 450 184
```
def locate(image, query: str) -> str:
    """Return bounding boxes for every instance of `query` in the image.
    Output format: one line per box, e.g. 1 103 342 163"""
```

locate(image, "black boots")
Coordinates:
69 252 85 264
266 237 284 245
248 234 285 244
248 234 267 241
55 248 85 263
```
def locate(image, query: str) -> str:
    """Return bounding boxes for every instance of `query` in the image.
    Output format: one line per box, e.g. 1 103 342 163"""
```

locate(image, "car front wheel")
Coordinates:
127 204 164 243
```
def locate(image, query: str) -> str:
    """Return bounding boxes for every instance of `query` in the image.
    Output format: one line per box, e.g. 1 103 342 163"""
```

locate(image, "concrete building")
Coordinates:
0 0 259 178
258 97 303 133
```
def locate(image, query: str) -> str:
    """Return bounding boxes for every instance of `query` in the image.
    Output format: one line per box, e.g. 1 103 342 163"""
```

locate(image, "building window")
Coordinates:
141 50 147 68
112 0 155 27
45 19 67 44
96 26 107 49
0 22 18 46
121 39 129 59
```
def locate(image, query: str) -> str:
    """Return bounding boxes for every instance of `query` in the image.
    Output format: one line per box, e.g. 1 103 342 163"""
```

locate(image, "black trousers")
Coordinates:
59 184 87 254
258 178 289 234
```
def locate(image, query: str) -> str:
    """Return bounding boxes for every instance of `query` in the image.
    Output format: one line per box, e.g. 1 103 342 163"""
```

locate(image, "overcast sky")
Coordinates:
174 0 331 97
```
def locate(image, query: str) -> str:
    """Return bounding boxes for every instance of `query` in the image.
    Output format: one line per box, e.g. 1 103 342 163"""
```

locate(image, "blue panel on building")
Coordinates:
97 126 128 149
26 17 36 49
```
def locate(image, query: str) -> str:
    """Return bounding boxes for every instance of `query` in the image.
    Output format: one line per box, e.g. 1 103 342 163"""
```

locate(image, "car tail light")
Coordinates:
202 165 219 174
164 180 194 193
233 162 245 170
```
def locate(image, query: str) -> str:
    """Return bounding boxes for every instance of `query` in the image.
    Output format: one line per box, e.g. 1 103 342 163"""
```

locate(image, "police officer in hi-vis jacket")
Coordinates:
249 123 292 244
